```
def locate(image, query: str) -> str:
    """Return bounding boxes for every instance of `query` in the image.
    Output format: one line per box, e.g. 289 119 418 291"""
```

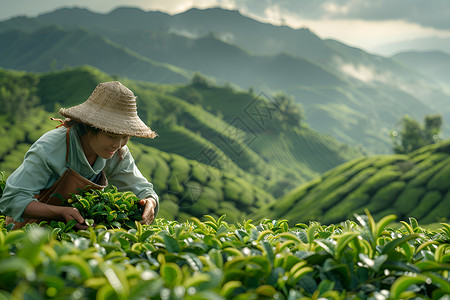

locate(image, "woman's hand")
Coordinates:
59 206 88 230
139 198 157 225
23 201 88 230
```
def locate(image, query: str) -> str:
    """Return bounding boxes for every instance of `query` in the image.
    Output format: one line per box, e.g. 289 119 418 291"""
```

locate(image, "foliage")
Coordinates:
0 108 58 176
191 72 212 88
0 211 449 299
392 114 443 154
0 69 40 119
61 187 143 229
0 171 5 195
272 90 304 129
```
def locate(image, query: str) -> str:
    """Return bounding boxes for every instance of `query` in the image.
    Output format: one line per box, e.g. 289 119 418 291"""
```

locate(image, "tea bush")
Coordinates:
0 211 449 299
61 186 143 229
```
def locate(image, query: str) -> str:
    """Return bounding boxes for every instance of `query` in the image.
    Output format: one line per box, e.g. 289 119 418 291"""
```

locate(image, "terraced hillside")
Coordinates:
253 139 450 225
0 109 275 224
128 143 274 223
0 109 56 175
35 67 363 194
0 66 364 222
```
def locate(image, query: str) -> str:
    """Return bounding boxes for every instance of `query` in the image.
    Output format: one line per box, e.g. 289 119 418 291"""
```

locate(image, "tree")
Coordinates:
191 72 211 88
424 114 442 144
0 74 40 119
272 91 304 128
392 114 443 154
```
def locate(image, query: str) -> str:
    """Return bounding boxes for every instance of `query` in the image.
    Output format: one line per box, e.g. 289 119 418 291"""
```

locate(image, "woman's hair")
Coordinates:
63 118 125 160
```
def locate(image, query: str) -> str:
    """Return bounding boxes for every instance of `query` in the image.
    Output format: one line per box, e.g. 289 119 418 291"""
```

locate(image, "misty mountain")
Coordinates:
393 50 450 90
0 26 189 83
0 6 449 154
374 36 450 56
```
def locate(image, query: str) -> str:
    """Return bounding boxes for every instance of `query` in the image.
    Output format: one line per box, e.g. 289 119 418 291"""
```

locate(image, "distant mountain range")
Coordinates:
393 50 450 91
0 6 449 154
375 36 450 56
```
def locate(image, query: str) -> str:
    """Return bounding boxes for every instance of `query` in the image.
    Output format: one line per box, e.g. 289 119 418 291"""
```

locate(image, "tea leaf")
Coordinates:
375 214 396 239
85 219 94 227
390 274 428 299
221 281 242 298
160 263 183 287
58 255 93 280
163 234 181 253
381 234 420 256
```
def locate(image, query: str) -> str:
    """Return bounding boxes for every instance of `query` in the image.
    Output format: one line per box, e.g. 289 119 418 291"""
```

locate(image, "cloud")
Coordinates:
233 0 450 54
339 62 379 83
312 0 450 30
227 0 450 31
135 0 237 14
2 0 450 31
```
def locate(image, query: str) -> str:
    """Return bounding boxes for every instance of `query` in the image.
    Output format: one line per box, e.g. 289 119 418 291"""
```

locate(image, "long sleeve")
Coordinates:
0 129 67 221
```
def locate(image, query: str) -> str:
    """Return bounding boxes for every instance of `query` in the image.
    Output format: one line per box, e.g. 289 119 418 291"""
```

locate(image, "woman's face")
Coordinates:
87 131 130 159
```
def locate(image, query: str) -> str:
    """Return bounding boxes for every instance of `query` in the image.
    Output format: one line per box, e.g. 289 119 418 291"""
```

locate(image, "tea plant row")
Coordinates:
0 210 449 299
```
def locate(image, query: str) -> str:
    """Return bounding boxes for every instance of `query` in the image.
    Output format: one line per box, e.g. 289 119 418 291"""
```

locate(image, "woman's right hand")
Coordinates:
23 201 88 230
58 206 88 230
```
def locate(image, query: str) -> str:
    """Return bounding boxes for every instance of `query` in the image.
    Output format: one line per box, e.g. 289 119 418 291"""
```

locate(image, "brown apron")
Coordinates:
5 125 108 229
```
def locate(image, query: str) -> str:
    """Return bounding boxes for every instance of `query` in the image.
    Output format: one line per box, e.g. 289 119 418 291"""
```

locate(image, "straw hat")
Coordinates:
59 81 156 138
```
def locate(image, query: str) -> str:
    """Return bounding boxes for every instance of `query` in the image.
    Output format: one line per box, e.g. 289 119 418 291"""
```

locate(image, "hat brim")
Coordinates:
59 104 157 139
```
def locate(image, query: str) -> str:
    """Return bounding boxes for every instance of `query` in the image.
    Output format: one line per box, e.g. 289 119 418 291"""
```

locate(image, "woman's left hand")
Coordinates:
139 198 157 225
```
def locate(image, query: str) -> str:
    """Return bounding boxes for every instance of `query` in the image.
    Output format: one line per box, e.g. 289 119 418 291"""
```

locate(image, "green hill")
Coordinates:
253 139 450 225
0 66 363 222
36 67 363 189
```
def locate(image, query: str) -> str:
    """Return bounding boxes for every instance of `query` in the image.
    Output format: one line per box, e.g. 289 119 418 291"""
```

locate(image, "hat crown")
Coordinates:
87 81 137 115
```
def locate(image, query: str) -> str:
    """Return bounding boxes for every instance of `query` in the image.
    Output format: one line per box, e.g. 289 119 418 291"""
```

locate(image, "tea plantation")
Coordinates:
254 139 450 225
127 142 275 224
0 210 449 299
1 65 450 299
0 66 365 224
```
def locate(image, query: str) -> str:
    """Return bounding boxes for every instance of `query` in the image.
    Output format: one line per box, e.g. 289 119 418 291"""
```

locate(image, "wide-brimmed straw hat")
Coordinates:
59 81 157 138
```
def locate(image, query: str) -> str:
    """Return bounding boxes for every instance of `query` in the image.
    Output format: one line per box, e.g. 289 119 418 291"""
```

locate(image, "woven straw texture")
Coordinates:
59 81 156 138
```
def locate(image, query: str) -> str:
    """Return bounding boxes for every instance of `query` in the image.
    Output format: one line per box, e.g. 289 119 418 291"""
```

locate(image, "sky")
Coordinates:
1 0 450 55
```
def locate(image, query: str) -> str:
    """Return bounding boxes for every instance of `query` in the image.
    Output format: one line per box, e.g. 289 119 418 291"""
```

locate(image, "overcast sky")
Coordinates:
1 0 450 55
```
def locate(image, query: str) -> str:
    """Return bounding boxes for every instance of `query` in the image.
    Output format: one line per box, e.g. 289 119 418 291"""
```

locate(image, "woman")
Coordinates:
0 81 159 229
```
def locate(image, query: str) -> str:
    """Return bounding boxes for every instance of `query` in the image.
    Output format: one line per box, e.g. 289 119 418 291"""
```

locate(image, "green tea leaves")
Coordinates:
64 187 142 229
0 212 449 298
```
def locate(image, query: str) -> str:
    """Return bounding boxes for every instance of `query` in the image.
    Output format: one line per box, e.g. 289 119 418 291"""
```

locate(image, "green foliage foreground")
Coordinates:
0 211 449 300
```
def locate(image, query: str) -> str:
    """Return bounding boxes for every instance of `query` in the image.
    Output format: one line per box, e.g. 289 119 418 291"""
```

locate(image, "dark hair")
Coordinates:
63 119 124 160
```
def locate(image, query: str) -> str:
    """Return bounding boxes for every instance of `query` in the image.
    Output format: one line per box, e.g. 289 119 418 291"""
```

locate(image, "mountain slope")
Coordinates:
253 139 450 225
0 26 189 84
